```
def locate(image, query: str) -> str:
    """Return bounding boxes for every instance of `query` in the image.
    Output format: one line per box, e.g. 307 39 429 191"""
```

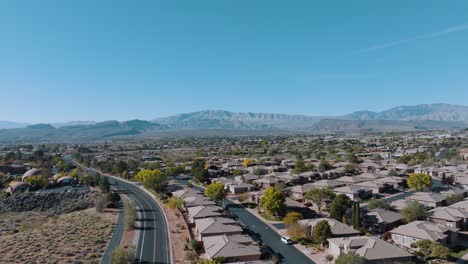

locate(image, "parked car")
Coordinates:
280 236 292 245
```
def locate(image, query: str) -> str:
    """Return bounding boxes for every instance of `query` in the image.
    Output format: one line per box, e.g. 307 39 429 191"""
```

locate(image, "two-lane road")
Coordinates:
66 157 170 264
109 176 171 264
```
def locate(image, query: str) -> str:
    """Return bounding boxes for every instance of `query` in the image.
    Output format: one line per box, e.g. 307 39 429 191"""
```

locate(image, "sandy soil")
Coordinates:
161 204 192 264
0 209 116 264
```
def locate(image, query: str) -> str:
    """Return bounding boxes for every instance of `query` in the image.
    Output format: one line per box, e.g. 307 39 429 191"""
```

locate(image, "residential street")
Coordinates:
178 177 315 264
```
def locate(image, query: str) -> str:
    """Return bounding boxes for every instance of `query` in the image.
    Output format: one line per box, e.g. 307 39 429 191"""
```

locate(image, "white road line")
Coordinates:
130 189 158 263
132 195 146 263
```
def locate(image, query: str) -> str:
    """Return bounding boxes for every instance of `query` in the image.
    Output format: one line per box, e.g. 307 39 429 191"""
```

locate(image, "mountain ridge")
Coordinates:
1 103 467 142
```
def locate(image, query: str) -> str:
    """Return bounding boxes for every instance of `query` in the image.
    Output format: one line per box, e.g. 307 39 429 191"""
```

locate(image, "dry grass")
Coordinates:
0 209 116 264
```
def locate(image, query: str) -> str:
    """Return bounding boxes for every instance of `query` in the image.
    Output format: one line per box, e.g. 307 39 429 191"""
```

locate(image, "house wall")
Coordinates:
430 217 462 229
328 241 342 257
391 233 419 248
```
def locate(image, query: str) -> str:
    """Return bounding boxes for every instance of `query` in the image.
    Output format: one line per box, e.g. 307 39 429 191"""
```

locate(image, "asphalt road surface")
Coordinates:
108 176 171 264
67 157 170 264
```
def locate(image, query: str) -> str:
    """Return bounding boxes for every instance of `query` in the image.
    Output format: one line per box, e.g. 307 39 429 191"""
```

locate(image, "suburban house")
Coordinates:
440 187 468 198
194 217 243 240
365 209 402 233
336 176 366 185
5 181 31 195
376 176 405 189
285 184 316 200
57 176 75 186
184 196 217 208
0 164 28 175
309 179 346 189
21 168 41 181
228 182 255 194
333 185 373 200
298 218 360 238
355 181 386 194
253 177 278 189
358 172 386 180
389 199 414 211
328 236 412 264
187 205 223 223
172 188 202 199
406 192 447 208
390 221 459 248
429 207 468 230
234 174 259 183
202 235 262 262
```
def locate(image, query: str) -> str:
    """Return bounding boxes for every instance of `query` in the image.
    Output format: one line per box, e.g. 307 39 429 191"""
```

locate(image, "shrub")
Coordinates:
106 191 120 207
190 240 203 252
167 197 184 211
110 245 135 264
283 212 302 227
95 195 106 213
124 199 137 230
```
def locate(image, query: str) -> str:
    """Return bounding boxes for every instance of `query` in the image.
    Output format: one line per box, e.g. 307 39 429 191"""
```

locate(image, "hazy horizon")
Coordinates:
0 102 466 124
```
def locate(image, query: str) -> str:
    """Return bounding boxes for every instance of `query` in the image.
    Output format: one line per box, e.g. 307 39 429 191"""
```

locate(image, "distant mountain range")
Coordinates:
342 104 468 122
0 103 467 142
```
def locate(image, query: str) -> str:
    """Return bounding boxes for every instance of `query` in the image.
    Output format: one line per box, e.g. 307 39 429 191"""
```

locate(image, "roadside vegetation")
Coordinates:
110 245 136 264
124 199 137 230
0 209 115 264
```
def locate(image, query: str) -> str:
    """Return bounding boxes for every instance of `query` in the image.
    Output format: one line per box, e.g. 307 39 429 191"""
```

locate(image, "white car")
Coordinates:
280 236 293 245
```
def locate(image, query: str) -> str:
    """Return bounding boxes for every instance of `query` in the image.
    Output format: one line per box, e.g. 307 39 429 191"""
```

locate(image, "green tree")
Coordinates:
407 173 432 191
401 201 427 223
94 172 101 187
312 220 332 246
330 194 352 221
81 172 91 185
367 199 390 210
293 158 308 174
113 160 128 175
352 202 361 229
414 240 450 261
99 176 111 193
192 159 209 183
204 182 227 207
274 181 286 192
70 168 80 178
135 169 167 193
283 212 302 227
24 175 48 188
335 252 367 264
319 160 332 172
253 168 267 176
446 194 464 205
305 187 336 213
260 187 286 216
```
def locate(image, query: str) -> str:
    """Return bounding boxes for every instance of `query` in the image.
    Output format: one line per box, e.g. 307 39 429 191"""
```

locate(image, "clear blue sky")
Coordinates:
1 1 468 123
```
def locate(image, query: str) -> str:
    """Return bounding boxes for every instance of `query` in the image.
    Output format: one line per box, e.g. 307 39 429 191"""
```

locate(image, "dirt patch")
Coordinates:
161 204 192 264
0 209 116 264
